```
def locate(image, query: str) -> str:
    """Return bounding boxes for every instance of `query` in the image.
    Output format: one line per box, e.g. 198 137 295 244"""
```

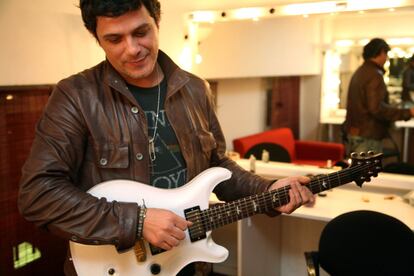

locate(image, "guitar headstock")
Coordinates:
349 151 383 187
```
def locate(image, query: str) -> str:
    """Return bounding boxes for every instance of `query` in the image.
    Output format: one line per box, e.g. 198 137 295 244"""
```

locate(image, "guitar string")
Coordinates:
186 161 377 233
186 162 373 231
186 162 379 234
190 163 368 230
193 161 373 222
187 164 376 236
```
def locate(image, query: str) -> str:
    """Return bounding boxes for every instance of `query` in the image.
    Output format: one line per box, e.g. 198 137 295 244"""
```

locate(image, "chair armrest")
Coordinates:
304 251 320 276
295 141 344 162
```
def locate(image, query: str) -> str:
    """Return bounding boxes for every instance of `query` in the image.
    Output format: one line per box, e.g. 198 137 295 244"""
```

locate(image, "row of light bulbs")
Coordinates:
334 38 414 58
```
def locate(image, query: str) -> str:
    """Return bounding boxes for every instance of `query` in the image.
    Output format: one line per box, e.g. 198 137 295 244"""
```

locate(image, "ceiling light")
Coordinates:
281 1 340 15
347 0 404 10
187 0 413 23
231 7 265 20
387 38 414 45
190 11 217 23
335 40 355 47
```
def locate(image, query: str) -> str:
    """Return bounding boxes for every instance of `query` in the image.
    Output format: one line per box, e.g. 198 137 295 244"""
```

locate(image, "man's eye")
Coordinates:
134 31 147 37
106 37 121 44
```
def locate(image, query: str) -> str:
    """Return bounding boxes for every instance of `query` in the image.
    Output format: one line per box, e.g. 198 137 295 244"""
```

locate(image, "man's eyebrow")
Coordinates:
102 23 151 40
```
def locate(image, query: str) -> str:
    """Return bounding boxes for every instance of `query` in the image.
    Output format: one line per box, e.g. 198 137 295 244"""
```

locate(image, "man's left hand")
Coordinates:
269 176 315 214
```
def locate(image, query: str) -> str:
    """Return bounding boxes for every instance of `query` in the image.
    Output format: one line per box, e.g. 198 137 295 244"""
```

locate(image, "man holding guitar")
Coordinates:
18 1 315 275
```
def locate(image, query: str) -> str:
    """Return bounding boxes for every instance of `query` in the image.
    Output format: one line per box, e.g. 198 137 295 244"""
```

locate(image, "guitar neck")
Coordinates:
200 166 360 232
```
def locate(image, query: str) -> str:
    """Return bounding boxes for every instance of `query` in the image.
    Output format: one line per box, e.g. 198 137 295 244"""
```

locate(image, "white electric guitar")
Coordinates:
70 152 382 276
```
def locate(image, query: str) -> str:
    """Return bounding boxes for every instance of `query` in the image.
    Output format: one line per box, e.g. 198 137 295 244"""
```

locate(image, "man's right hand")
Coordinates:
142 208 192 250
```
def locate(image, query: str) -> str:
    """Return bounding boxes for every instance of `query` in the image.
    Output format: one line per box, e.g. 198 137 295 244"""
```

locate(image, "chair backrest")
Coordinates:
232 128 296 160
244 142 291 162
383 162 414 175
318 210 414 276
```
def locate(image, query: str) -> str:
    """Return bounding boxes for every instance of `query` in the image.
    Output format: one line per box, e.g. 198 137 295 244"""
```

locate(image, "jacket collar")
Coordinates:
158 50 190 98
365 59 386 75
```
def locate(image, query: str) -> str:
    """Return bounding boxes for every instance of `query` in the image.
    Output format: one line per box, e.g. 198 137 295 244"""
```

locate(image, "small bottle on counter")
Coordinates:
326 159 332 168
262 150 269 163
249 154 256 173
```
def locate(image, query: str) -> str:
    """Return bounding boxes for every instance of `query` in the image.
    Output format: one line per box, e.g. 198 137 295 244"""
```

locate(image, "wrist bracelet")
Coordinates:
136 201 147 240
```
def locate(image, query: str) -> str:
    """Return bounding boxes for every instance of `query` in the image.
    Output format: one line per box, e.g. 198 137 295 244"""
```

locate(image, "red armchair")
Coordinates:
232 128 345 167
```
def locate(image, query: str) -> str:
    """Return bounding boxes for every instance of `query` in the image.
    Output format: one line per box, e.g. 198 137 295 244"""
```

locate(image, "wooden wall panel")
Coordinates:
0 86 67 276
270 77 300 138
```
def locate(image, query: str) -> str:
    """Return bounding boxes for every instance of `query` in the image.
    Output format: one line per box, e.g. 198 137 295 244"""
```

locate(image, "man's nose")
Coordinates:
125 37 141 56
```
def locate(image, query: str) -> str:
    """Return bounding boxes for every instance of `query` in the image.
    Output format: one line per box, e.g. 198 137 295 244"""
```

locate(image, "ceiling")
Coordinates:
163 0 321 11
61 0 305 15
61 0 414 16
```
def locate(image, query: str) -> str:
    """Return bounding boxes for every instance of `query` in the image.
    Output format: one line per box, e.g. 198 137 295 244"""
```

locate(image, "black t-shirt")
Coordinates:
128 79 187 188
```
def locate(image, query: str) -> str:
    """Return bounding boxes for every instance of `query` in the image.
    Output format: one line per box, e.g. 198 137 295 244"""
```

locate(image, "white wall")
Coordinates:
0 0 188 85
331 11 414 40
214 74 322 147
215 78 269 150
300 75 322 140
194 16 322 79
0 0 105 85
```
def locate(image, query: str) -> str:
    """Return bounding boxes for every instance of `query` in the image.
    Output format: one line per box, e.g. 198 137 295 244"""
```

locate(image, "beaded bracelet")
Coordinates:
136 202 147 240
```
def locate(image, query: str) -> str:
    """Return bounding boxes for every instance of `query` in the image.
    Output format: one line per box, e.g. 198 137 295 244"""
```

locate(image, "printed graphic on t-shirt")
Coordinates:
146 110 187 189
128 79 187 189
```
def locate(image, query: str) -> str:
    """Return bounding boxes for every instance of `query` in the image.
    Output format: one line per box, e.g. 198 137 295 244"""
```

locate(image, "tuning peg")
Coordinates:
368 150 375 156
351 152 358 158
359 152 367 157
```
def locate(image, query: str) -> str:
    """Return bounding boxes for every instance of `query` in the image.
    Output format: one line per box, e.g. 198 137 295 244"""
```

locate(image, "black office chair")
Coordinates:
383 162 414 175
244 142 291 163
305 210 414 276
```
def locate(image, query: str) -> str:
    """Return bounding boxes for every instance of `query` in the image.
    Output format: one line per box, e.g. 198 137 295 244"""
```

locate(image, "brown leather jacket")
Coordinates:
345 60 412 139
18 51 273 270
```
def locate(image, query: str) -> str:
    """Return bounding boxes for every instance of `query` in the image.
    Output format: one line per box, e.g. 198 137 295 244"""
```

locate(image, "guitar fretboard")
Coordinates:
189 161 376 233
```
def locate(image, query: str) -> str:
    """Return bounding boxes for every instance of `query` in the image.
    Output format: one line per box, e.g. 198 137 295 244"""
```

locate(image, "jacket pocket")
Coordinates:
94 143 130 169
197 130 217 154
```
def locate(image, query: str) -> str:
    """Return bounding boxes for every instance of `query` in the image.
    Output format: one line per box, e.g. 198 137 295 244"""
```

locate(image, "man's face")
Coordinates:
377 50 389 67
96 7 159 87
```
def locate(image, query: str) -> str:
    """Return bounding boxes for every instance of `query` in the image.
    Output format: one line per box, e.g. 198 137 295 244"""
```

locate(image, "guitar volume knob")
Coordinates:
150 263 161 275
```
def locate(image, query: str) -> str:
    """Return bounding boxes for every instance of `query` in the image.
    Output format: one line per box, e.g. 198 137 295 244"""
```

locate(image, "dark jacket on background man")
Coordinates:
402 63 414 102
18 51 273 253
345 60 412 140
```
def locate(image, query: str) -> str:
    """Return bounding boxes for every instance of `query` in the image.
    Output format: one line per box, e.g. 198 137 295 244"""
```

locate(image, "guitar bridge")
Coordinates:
184 206 206 242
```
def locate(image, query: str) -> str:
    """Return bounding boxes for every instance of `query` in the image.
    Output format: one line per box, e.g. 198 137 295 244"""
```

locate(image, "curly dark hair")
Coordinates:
362 38 390 61
79 0 161 39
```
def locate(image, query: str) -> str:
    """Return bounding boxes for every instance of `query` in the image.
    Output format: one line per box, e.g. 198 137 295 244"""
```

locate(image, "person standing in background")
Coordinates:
401 54 414 103
344 38 414 155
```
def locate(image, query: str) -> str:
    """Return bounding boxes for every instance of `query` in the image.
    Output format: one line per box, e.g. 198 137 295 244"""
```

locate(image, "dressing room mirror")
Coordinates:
320 38 414 123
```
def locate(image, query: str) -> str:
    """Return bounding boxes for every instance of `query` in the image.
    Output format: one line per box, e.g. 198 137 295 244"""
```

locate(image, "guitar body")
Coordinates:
70 152 383 276
70 167 232 276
